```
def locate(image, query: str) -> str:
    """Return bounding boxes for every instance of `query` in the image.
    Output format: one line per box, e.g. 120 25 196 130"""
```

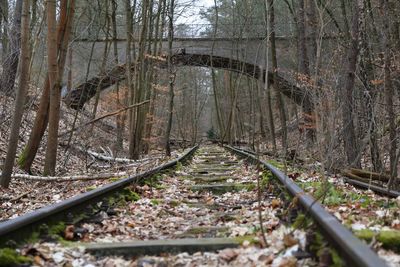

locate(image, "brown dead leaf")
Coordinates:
258 254 274 264
278 257 297 267
271 199 280 209
219 248 238 262
64 225 75 240
34 255 45 266
283 234 298 247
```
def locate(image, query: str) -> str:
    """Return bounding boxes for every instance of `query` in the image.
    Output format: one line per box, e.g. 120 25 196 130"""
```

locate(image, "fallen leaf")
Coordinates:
283 234 298 247
271 199 280 209
64 225 75 240
219 248 238 262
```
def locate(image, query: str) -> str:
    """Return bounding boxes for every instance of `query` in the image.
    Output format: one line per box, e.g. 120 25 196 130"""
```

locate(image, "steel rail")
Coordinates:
0 146 198 246
225 145 388 267
344 178 400 198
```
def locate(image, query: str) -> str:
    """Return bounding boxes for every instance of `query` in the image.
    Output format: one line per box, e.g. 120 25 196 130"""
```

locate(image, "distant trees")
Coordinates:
0 0 399 188
0 0 22 95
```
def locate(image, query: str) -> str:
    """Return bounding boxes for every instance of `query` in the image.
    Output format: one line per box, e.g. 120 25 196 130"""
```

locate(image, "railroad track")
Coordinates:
343 178 400 198
0 145 389 266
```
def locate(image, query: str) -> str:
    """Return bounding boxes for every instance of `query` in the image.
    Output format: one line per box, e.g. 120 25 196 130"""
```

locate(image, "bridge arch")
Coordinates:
65 53 310 110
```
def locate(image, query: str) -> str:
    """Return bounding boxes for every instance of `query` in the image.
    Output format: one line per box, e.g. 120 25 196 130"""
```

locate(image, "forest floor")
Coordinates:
258 153 400 267
0 93 185 220
19 146 316 267
1 94 399 266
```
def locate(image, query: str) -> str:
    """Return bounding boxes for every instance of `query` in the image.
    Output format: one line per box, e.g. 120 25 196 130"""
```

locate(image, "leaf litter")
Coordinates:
25 146 315 266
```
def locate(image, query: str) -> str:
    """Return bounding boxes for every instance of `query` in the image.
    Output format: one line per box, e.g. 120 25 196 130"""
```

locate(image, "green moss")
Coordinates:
49 222 66 237
234 183 256 191
120 188 140 202
150 199 161 205
86 186 97 191
310 231 325 256
355 229 400 251
58 238 75 247
330 248 344 267
186 227 211 235
109 177 122 182
26 231 40 244
184 226 229 236
292 214 310 229
267 159 285 169
234 235 259 245
155 184 166 190
300 181 345 206
169 200 180 207
175 162 183 171
261 171 274 187
143 174 163 188
0 248 31 267
16 148 28 168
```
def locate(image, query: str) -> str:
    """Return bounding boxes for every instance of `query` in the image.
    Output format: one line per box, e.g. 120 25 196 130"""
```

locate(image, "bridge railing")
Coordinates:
73 23 301 41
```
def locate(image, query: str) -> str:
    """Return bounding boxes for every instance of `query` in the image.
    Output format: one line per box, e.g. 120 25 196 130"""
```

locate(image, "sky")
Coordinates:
176 0 215 24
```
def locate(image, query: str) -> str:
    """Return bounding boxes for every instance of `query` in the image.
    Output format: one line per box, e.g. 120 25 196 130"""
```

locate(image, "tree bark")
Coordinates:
44 0 75 175
381 0 398 187
268 0 287 152
165 0 175 156
0 0 30 188
0 0 22 95
19 0 75 172
340 0 361 168
43 0 60 175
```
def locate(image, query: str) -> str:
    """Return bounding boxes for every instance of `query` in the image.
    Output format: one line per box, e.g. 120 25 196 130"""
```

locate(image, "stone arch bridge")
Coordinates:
65 36 312 110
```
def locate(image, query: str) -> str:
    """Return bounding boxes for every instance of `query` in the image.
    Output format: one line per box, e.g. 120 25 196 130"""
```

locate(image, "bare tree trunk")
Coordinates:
359 1 382 172
0 0 9 63
340 0 361 168
381 0 398 187
43 0 60 175
90 0 110 124
264 1 276 153
126 0 135 158
296 0 315 143
268 0 287 152
0 0 30 188
112 0 124 153
164 0 175 156
19 0 75 172
0 0 22 95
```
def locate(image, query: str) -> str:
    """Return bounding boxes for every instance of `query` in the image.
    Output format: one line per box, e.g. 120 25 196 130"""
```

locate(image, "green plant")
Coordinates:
0 248 31 266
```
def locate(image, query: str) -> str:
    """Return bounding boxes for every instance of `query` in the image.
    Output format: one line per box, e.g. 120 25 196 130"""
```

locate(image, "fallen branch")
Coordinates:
59 100 149 137
347 168 390 182
11 189 33 202
4 171 135 182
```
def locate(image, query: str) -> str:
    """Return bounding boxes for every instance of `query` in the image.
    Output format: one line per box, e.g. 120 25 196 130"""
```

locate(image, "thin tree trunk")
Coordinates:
112 0 124 153
0 0 30 188
0 0 22 95
340 0 361 168
126 0 135 158
268 0 287 152
381 0 398 187
43 0 60 175
165 0 175 156
19 0 75 172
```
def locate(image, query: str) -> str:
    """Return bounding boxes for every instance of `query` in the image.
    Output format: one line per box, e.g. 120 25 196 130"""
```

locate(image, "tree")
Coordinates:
165 0 175 156
0 0 22 95
339 0 361 168
267 0 287 152
43 0 75 175
0 0 30 188
19 0 75 173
